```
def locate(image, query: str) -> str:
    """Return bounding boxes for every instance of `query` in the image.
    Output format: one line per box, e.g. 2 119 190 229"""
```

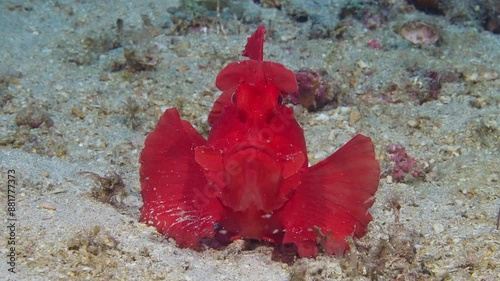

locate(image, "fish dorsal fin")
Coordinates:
242 25 265 61
215 26 297 93
210 26 298 125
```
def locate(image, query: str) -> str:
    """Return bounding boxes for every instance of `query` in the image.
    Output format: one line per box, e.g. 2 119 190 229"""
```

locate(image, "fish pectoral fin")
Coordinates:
194 146 224 171
139 108 223 249
280 134 380 257
281 151 305 178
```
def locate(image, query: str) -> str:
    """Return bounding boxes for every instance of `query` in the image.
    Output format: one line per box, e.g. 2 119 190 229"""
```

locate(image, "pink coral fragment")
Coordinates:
386 144 424 182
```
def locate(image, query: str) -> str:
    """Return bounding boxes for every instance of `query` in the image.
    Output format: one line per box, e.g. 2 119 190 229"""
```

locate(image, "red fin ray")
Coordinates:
263 61 298 94
139 108 223 248
242 25 265 61
215 61 297 93
215 61 256 91
280 134 380 257
214 25 297 103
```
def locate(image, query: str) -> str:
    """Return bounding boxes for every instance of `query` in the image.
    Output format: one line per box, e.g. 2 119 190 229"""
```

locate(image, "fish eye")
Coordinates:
231 93 237 105
277 95 283 105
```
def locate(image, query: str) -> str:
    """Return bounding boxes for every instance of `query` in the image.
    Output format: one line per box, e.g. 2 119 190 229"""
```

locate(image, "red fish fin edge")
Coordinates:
208 88 234 125
262 61 298 94
215 26 297 94
215 61 257 91
215 61 297 95
242 25 265 61
280 134 380 257
139 108 223 248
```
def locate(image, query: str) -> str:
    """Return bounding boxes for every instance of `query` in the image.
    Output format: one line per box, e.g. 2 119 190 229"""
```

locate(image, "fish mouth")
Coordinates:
229 143 275 159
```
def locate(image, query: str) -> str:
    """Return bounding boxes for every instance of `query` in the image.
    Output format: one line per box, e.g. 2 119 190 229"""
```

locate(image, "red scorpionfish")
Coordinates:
140 26 380 258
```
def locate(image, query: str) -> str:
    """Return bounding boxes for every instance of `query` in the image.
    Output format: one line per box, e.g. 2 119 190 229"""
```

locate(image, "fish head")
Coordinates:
231 81 283 125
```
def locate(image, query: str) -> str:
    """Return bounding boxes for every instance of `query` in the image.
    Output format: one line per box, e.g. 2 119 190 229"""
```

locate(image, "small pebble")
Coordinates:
47 188 67 194
39 203 57 211
400 21 439 45
72 107 87 119
314 150 328 160
314 113 329 121
465 68 498 82
439 95 451 104
470 97 487 108
356 60 369 69
407 119 419 128
433 223 445 234
386 175 393 184
349 109 361 125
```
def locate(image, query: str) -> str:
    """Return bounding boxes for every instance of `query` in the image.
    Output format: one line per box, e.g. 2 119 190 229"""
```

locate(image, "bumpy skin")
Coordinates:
140 26 380 257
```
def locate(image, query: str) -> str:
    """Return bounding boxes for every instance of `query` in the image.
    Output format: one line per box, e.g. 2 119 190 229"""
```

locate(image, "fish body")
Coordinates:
140 26 380 257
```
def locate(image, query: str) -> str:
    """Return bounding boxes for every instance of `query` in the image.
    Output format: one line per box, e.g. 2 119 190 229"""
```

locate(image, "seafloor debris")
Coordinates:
367 38 382 49
81 171 127 207
0 87 13 107
384 144 425 183
289 68 337 111
400 21 440 45
14 105 54 128
123 48 159 72
67 225 119 256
